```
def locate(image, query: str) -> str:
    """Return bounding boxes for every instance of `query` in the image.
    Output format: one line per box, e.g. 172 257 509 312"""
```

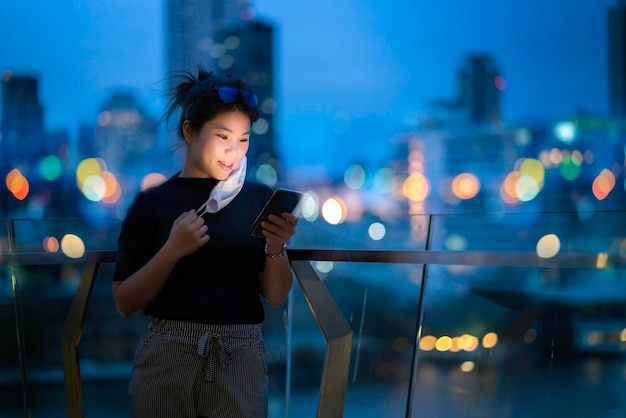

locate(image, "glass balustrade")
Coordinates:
1 211 624 418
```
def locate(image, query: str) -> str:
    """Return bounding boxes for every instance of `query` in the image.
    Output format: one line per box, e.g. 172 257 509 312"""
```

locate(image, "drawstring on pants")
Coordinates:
196 331 234 381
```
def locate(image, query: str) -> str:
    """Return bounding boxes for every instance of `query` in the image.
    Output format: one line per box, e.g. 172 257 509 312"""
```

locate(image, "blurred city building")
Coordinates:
0 71 45 170
427 53 503 126
78 91 159 173
165 0 253 80
458 54 503 124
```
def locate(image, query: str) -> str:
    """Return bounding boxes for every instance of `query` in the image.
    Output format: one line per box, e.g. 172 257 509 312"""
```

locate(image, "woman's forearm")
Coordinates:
259 255 293 307
112 244 180 316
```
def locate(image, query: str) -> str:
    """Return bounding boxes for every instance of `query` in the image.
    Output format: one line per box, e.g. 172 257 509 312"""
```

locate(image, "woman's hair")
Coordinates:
164 66 260 140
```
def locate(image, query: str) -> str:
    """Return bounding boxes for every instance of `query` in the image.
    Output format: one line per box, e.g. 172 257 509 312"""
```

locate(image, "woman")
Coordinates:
112 67 297 418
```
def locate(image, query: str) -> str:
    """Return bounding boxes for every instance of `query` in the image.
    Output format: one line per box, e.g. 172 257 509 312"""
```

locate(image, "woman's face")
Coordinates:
182 109 251 179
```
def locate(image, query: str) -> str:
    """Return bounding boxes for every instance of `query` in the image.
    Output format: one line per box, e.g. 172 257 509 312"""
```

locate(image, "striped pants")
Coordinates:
129 317 268 418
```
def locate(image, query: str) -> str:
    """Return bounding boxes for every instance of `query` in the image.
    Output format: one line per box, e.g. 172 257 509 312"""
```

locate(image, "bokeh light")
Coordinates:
451 173 480 200
494 75 507 91
419 335 437 351
43 236 60 252
6 168 29 200
435 336 453 351
321 197 347 225
460 361 475 372
315 261 334 274
76 158 106 189
515 175 540 202
372 168 397 193
101 171 122 204
592 168 616 200
141 172 167 191
554 121 576 144
559 155 582 180
299 191 319 222
402 174 430 201
251 118 269 135
255 164 278 187
344 164 366 190
500 172 521 204
459 334 479 351
368 222 386 240
39 155 63 180
519 158 545 185
82 175 107 202
482 332 498 349
536 234 560 258
60 234 86 259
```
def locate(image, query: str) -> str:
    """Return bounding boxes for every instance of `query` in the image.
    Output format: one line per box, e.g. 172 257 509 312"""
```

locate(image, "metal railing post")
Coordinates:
290 259 354 418
61 261 101 418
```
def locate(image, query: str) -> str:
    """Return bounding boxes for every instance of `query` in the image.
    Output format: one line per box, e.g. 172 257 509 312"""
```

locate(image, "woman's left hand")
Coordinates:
261 212 299 253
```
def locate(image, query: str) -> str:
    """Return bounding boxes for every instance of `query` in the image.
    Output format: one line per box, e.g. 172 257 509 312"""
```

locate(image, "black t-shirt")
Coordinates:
114 174 273 324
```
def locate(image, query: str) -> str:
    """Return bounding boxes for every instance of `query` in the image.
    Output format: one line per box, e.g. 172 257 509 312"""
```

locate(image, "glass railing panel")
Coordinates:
413 264 626 418
429 211 626 253
0 219 25 418
7 218 129 417
291 214 430 250
412 211 626 417
10 218 121 253
287 261 425 417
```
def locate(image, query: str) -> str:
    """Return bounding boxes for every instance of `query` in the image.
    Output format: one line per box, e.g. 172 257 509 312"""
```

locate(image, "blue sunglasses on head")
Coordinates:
185 86 258 120
215 86 258 108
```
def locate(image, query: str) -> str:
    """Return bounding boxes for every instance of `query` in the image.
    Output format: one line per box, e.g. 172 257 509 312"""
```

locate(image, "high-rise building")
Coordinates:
215 20 279 178
609 0 626 118
0 70 45 169
165 0 253 80
458 54 502 124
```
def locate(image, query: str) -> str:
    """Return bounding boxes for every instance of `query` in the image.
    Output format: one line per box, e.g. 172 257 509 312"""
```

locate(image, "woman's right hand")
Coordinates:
164 210 210 259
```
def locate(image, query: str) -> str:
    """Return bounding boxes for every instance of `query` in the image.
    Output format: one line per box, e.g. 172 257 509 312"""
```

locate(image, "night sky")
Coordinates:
0 0 618 175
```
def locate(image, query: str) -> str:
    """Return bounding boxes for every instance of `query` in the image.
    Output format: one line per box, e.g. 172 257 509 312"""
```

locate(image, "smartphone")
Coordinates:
249 188 303 237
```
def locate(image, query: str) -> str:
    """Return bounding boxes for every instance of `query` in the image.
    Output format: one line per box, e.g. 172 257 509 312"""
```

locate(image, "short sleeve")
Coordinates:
113 192 156 281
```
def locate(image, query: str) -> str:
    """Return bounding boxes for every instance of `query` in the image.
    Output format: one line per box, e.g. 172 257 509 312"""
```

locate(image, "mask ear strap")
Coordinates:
196 201 208 217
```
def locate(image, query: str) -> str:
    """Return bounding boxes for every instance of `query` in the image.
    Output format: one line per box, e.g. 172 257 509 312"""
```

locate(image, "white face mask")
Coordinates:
196 156 247 215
